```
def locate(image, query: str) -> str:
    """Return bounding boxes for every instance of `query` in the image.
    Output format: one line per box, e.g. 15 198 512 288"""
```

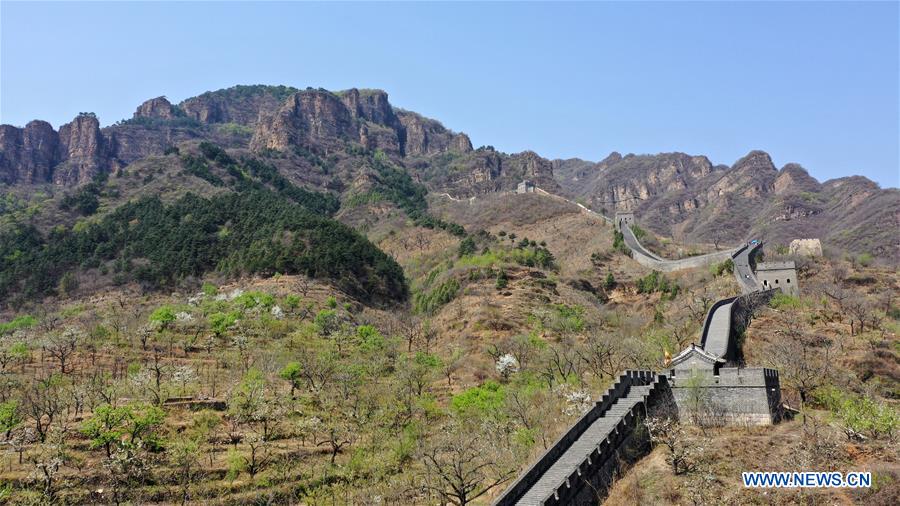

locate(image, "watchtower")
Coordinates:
516 180 535 194
755 261 799 296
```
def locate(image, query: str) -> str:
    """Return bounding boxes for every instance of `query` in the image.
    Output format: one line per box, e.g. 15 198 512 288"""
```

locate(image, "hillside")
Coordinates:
0 84 898 505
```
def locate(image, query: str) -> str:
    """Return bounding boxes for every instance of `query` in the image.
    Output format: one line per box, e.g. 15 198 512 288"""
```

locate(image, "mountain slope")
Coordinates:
554 151 899 262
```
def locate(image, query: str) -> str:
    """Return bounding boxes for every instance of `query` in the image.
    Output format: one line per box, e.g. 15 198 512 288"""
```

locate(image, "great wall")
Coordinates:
492 184 794 505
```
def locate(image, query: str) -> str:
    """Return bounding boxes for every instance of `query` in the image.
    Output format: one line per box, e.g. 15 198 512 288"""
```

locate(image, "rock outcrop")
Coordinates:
134 97 178 120
789 238 823 257
0 121 60 184
55 114 107 185
248 88 473 159
341 88 396 126
251 89 356 151
180 85 297 126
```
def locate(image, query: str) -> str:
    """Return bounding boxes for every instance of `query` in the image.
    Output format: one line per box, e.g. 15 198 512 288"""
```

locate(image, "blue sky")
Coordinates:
2 1 898 187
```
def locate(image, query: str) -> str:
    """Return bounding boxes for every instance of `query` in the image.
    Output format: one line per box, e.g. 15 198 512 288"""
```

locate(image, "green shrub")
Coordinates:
710 259 734 277
233 291 275 310
209 311 240 336
769 292 801 309
550 304 585 333
496 269 509 289
839 397 897 440
356 325 385 353
508 245 555 269
612 230 630 255
201 282 218 297
283 294 301 312
414 278 460 315
458 237 477 257
857 253 873 267
636 271 679 299
314 309 341 335
0 315 37 335
451 381 505 419
149 306 177 328
0 400 22 436
604 272 616 290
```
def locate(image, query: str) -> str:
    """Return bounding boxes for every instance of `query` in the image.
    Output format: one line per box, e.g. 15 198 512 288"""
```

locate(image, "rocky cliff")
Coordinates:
1 85 500 193
179 85 298 126
55 113 108 185
0 120 60 184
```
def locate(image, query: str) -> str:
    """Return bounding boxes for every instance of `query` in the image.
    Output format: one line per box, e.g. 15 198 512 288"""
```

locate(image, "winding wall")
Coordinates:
495 188 781 504
620 224 739 272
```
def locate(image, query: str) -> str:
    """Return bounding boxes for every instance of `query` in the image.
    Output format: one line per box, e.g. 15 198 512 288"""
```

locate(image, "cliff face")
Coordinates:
55 114 108 185
396 111 471 157
251 90 356 151
0 85 477 187
248 88 473 160
179 85 297 125
0 121 61 184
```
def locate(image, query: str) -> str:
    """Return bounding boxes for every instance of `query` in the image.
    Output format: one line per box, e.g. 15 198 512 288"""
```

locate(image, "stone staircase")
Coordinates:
494 372 669 506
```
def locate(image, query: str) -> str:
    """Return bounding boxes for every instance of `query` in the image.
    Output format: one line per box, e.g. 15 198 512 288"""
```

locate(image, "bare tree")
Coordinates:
765 314 832 416
540 342 582 388
21 375 66 442
295 277 312 298
646 400 697 475
419 421 518 505
28 428 69 504
845 295 874 336
683 286 714 322
822 266 850 316
505 388 552 449
398 315 424 352
442 347 464 386
576 332 625 381
242 432 273 477
45 328 81 374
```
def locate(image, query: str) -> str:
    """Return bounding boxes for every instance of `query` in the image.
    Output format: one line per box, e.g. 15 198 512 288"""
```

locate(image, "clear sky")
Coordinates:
2 1 898 187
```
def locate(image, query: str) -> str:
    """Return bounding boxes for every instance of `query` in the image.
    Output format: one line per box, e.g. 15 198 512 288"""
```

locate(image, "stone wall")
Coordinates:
728 289 777 362
669 367 782 425
494 371 664 506
620 223 739 272
541 376 672 506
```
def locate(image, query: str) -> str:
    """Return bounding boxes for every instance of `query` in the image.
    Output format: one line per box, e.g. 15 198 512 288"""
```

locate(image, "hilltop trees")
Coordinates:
0 188 408 308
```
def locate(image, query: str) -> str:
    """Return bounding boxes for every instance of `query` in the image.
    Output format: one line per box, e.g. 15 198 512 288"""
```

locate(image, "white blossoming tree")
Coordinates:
495 354 519 380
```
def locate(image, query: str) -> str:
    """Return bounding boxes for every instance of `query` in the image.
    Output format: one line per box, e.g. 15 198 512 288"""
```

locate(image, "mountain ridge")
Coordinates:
1 84 897 264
